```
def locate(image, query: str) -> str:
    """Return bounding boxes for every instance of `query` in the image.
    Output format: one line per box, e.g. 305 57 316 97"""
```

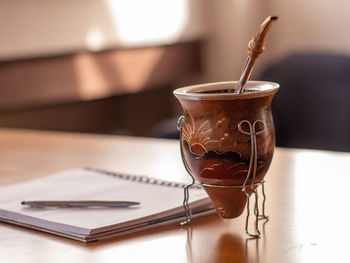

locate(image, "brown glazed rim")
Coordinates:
173 81 279 100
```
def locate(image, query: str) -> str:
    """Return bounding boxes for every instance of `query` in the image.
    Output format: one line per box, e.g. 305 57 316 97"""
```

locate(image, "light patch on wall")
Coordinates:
73 47 166 100
86 27 105 51
104 0 189 46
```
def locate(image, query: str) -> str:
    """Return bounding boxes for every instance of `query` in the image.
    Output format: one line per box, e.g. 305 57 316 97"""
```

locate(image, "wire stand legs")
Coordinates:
180 179 268 238
243 183 269 238
180 178 195 226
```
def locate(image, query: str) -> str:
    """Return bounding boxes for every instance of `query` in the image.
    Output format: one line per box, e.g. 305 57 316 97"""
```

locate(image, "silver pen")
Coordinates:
21 200 140 208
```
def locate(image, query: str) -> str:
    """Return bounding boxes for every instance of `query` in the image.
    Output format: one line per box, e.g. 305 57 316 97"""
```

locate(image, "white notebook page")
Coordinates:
0 168 210 236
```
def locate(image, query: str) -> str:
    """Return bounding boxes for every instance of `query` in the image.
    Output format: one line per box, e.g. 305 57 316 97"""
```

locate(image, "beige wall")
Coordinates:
0 0 209 60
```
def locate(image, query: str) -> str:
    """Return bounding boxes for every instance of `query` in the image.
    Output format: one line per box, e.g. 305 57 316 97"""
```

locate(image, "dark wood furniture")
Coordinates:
0 42 202 135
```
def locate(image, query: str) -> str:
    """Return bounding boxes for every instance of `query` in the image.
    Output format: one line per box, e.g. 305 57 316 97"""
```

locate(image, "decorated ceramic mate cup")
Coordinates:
174 81 279 218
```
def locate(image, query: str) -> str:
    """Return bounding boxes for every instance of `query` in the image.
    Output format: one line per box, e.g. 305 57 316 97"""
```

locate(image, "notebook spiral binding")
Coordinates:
84 167 201 189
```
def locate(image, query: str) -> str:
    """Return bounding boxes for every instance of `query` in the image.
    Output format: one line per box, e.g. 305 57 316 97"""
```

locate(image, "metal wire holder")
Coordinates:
177 116 269 238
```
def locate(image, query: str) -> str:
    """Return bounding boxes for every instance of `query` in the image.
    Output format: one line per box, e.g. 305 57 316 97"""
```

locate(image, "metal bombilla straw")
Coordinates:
234 16 278 94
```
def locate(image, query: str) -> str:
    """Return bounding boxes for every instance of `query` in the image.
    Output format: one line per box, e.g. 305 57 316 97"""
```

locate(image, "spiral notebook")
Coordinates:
0 168 214 242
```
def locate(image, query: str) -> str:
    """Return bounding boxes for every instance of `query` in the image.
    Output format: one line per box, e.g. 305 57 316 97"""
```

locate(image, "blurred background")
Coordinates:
1 0 350 151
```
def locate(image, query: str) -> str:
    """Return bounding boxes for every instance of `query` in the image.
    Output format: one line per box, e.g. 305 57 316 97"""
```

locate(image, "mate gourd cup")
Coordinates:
174 81 279 218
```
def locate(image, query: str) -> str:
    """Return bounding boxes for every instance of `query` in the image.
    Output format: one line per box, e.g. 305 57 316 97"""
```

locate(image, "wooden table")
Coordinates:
1 128 350 263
